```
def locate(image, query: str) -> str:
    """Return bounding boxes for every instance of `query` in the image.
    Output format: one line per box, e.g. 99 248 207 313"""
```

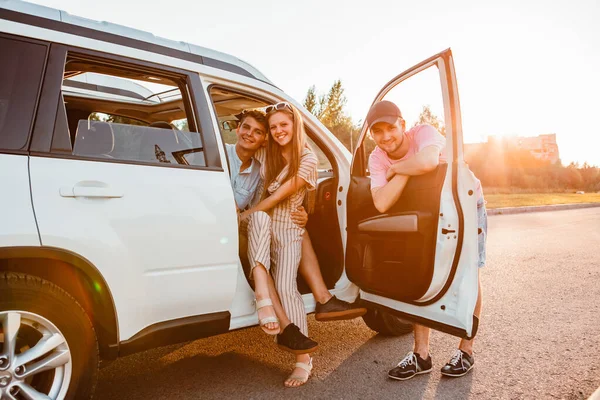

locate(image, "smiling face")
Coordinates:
268 111 294 148
235 115 267 152
370 118 406 157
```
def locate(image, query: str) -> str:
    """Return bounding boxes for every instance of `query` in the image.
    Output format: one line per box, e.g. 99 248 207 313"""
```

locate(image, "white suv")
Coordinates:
0 1 481 398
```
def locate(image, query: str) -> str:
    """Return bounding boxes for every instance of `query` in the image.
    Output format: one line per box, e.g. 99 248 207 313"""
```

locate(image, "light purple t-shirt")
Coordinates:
368 124 483 201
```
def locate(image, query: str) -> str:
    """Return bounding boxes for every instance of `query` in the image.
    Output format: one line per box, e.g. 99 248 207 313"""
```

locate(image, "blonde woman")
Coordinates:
240 102 318 388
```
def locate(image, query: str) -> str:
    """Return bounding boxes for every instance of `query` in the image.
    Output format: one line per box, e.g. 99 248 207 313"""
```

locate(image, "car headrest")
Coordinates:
149 121 174 130
73 120 115 157
149 121 179 144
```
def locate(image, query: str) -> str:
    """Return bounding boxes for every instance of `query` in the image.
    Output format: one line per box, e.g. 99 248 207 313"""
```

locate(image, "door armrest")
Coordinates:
357 212 432 233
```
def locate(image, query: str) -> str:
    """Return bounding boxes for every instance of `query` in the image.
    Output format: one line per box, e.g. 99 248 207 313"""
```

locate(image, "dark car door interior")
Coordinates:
345 163 447 302
300 176 344 293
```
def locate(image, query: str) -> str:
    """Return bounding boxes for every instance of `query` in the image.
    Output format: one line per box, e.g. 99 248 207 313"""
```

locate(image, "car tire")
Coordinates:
362 307 414 336
0 272 99 400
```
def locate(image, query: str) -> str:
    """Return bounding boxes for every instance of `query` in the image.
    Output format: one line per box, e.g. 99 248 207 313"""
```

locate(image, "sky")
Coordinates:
23 0 600 166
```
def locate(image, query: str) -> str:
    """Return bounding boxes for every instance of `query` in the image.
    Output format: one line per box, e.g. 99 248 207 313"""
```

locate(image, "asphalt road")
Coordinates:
96 208 600 400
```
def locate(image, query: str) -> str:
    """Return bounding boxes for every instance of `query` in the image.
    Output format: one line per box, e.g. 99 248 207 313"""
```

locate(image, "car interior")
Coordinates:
209 87 344 294
53 54 205 167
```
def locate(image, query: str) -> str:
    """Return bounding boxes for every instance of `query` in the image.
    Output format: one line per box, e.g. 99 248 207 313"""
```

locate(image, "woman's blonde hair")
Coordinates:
263 104 315 212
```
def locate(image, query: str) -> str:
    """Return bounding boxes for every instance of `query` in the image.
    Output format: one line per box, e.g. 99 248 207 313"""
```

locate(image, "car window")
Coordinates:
305 135 332 173
89 112 148 127
381 66 446 137
57 55 206 168
171 118 190 132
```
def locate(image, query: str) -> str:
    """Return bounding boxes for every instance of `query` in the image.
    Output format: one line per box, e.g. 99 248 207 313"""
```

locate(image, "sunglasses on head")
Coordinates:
265 102 293 114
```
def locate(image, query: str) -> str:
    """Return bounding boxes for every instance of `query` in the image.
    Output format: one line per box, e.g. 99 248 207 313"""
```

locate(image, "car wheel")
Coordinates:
0 272 99 399
362 307 414 336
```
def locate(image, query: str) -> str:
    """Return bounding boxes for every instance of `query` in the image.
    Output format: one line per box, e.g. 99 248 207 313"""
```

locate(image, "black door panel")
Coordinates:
346 164 447 302
300 177 343 293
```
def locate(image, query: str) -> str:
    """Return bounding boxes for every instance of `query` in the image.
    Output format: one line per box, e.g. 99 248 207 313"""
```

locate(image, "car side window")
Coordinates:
57 53 206 168
0 35 47 151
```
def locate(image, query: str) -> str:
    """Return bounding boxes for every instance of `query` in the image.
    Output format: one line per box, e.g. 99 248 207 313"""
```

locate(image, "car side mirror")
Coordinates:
222 120 239 131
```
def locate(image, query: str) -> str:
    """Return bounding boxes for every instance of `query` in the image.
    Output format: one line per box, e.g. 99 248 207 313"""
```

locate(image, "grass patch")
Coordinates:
485 193 600 209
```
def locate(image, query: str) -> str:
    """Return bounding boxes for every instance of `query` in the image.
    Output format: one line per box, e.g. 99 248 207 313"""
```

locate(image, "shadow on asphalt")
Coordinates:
96 320 475 399
433 371 474 399
97 351 289 399
300 334 433 400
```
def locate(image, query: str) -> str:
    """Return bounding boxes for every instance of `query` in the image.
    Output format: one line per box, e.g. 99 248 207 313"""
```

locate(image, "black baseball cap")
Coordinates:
366 101 403 130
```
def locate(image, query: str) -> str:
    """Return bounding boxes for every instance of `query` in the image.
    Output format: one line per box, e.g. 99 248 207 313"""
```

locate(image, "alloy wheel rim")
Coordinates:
0 311 72 399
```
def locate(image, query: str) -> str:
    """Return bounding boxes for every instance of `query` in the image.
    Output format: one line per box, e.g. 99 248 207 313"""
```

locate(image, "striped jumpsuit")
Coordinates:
244 181 272 278
243 149 272 278
263 148 318 336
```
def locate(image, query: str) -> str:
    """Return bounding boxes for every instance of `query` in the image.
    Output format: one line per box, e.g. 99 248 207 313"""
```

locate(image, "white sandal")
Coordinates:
285 358 313 388
256 298 280 335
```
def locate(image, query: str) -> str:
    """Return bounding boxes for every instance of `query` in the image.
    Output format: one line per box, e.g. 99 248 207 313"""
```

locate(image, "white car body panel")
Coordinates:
29 157 239 340
0 154 40 247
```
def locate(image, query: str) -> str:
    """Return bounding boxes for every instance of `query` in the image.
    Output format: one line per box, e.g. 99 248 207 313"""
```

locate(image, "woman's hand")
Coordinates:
290 206 308 228
244 175 309 216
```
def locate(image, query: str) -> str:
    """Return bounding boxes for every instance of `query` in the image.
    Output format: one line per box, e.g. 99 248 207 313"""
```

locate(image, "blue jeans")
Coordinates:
477 197 488 268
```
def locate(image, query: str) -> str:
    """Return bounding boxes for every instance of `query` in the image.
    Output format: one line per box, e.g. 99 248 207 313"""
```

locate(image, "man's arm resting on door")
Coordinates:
385 145 441 181
371 174 410 214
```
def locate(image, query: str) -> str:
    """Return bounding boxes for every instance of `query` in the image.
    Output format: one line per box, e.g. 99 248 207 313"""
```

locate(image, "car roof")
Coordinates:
0 0 274 85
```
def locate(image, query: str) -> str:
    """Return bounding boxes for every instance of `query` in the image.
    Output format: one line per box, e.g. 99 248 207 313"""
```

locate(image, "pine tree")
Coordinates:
320 80 346 127
303 86 318 116
414 105 446 136
304 80 360 151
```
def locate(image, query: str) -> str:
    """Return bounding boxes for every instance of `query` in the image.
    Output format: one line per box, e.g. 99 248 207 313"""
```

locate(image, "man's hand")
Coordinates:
291 206 308 228
371 174 410 214
387 146 441 176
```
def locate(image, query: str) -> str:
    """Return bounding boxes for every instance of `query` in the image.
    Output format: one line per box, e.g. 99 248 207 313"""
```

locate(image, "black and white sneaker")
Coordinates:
388 351 432 381
441 349 474 377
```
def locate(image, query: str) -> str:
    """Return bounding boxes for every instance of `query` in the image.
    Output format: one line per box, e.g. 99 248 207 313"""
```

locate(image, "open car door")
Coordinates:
346 49 481 338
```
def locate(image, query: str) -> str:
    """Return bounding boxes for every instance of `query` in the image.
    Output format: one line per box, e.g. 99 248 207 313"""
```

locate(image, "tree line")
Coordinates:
303 81 599 192
467 143 600 192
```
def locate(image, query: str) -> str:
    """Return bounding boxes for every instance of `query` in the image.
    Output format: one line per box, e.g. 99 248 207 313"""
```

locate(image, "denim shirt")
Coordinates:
226 143 262 210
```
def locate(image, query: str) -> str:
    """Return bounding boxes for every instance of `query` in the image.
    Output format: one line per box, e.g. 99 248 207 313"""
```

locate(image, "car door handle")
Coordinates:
60 182 124 198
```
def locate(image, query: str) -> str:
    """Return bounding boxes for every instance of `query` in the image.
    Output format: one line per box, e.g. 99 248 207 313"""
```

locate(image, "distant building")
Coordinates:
516 134 560 164
465 133 560 164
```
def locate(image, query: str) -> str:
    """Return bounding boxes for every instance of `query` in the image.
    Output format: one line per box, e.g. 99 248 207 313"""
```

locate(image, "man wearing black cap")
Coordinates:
366 100 486 380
